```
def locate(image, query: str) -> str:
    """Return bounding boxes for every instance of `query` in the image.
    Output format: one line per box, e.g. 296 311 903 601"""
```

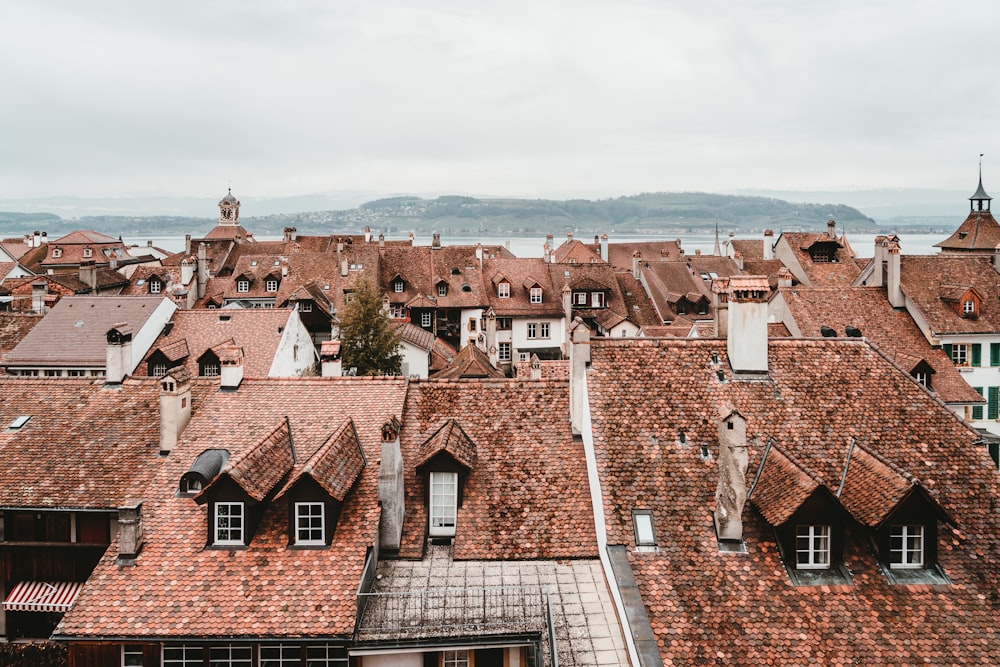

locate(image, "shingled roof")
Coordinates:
586 337 999 664
276 418 365 502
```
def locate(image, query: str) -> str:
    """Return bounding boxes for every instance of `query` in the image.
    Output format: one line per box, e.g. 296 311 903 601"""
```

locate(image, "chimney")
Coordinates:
566 231 573 240
568 318 591 435
337 241 344 253
283 227 297 242
408 231 414 243
994 244 1000 274
31 279 47 314
116 501 144 561
109 250 118 271
732 250 744 271
871 236 887 287
378 417 405 552
632 251 641 280
378 233 385 248
197 243 208 300
711 277 730 337
887 240 904 308
105 323 133 385
33 230 41 247
159 367 193 454
184 234 191 255
599 233 609 262
530 354 542 381
320 340 342 377
484 308 497 360
364 226 372 243
777 267 793 288
827 218 837 239
727 276 769 374
79 260 98 292
219 345 245 390
543 242 551 264
763 229 774 260
40 231 47 244
714 411 749 542
181 258 194 286
432 232 441 249
340 260 349 277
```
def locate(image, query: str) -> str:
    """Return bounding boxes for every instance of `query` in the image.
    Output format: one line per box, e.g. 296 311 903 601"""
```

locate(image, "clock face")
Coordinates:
221 208 233 220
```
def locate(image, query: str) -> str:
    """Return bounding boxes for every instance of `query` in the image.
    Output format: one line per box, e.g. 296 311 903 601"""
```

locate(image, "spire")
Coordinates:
713 221 721 256
970 154 991 212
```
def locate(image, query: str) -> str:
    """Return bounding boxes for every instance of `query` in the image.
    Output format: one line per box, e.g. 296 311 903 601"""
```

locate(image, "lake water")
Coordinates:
128 232 949 258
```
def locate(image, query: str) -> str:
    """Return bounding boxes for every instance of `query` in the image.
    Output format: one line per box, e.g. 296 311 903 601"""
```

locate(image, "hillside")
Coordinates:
0 192 877 239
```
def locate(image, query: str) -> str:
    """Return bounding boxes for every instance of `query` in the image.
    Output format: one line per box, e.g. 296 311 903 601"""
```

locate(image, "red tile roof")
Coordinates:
214 419 295 502
432 342 504 379
900 254 1000 334
587 337 999 664
934 210 1000 252
416 419 478 470
279 419 366 502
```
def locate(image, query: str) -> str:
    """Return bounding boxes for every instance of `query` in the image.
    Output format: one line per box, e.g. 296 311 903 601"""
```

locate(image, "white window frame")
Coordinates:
149 280 161 294
527 323 537 339
592 291 606 308
429 471 458 537
963 299 975 314
152 363 168 377
540 322 550 339
437 283 447 297
889 524 924 569
498 282 510 298
122 645 144 667
214 502 244 545
633 510 657 550
202 362 220 377
952 343 969 366
442 649 470 667
394 279 404 293
421 311 432 328
914 371 928 387
162 645 201 667
266 279 278 292
795 524 831 569
295 502 325 545
236 279 249 293
299 301 312 312
389 304 406 319
573 291 587 306
530 286 542 303
498 342 511 361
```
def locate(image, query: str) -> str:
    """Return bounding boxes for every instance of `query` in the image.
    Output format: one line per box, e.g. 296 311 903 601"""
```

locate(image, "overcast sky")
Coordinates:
1 0 997 203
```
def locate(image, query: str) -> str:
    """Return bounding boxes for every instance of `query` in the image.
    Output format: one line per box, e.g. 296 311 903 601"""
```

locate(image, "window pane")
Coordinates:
889 524 924 569
295 503 325 544
634 513 655 545
429 472 458 536
795 525 830 569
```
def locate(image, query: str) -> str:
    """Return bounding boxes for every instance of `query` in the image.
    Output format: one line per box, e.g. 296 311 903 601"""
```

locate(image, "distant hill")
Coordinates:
0 192 878 239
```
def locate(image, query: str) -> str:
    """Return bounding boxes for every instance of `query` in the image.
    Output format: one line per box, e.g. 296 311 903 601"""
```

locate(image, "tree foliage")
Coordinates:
338 279 402 376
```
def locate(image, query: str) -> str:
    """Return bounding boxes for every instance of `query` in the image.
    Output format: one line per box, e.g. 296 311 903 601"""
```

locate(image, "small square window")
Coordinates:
951 344 969 366
889 524 924 569
443 650 470 667
266 279 278 292
237 280 249 293
795 524 830 569
394 279 404 293
214 502 244 545
295 502 325 545
299 302 312 313
150 280 162 294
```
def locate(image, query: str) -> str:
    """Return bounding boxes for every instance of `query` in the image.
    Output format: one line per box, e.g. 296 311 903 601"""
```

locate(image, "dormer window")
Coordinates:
498 282 510 298
889 524 923 569
573 292 587 306
237 279 249 293
393 279 404 293
52 248 63 259
214 502 244 546
529 286 542 304
429 472 458 537
437 283 448 297
294 502 325 545
149 279 162 294
592 292 606 308
266 279 278 292
795 524 831 569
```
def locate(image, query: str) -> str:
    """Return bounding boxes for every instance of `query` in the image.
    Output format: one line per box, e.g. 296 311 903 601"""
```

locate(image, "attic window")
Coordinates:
530 287 542 304
273 260 280 266
83 248 93 258
7 415 30 430
795 524 831 569
266 279 278 292
497 282 510 298
438 283 447 297
889 525 923 569
963 299 975 315
393 279 404 293
633 510 657 551
149 279 162 294
451 268 461 275
461 284 472 293
250 260 258 267
237 279 249 293
958 232 968 240
52 248 63 258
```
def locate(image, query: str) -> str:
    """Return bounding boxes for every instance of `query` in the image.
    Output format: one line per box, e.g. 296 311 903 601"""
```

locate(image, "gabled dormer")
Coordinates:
235 272 255 294
523 277 543 304
939 285 983 319
748 443 853 585
435 279 449 298
275 419 366 548
390 273 406 294
415 420 477 539
804 237 842 263
147 273 165 295
263 271 281 293
492 274 511 299
147 338 191 377
192 420 294 548
837 442 953 584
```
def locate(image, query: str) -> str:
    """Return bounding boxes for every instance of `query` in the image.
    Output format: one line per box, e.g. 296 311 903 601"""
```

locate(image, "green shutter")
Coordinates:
991 343 1000 366
989 387 999 420
943 343 953 362
972 343 982 367
973 387 984 420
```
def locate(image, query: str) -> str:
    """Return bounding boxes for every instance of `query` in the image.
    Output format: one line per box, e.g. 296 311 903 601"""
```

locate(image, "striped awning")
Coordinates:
3 581 82 613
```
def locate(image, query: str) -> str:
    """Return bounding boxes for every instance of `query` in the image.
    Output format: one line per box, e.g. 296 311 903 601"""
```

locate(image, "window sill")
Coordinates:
785 562 853 586
880 562 950 586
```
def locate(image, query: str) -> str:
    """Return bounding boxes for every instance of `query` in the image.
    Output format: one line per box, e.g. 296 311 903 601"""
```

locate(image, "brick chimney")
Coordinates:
714 411 749 542
159 367 193 454
105 323 133 385
219 345 245 390
116 501 144 562
727 276 770 374
378 417 405 552
887 240 904 308
763 229 775 260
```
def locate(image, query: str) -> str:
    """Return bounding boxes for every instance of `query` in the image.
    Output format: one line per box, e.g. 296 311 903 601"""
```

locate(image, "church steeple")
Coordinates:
970 155 991 212
218 188 240 225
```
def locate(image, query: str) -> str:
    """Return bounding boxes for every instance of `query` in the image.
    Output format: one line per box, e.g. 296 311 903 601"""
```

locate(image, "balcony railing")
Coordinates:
356 585 550 641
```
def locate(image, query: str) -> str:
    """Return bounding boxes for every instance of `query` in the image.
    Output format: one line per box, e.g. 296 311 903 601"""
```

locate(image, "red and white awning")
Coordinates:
3 581 82 613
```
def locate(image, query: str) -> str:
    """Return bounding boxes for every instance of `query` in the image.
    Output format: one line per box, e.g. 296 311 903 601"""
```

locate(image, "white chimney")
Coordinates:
31 280 47 314
530 354 542 381
340 260 349 277
569 318 591 435
632 251 642 280
714 411 749 542
432 232 441 249
378 417 405 552
181 259 194 286
184 234 192 255
871 236 887 287
600 233 609 262
105 323 133 385
993 244 1000 274
159 367 193 454
197 243 208 300
364 226 372 243
777 267 793 288
763 229 774 260
320 340 342 377
219 345 245 390
887 240 904 308
79 260 98 292
727 276 769 374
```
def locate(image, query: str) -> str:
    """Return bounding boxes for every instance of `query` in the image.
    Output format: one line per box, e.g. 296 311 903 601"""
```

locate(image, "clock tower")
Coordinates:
218 189 240 225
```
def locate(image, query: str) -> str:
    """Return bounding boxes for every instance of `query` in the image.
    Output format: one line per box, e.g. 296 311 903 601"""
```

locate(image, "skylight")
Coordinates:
8 415 31 430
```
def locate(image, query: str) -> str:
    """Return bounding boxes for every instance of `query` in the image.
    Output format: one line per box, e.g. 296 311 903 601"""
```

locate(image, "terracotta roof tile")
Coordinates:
216 419 295 502
278 419 365 502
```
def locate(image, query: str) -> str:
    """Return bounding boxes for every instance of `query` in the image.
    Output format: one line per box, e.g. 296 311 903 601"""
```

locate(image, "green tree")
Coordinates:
338 279 402 376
